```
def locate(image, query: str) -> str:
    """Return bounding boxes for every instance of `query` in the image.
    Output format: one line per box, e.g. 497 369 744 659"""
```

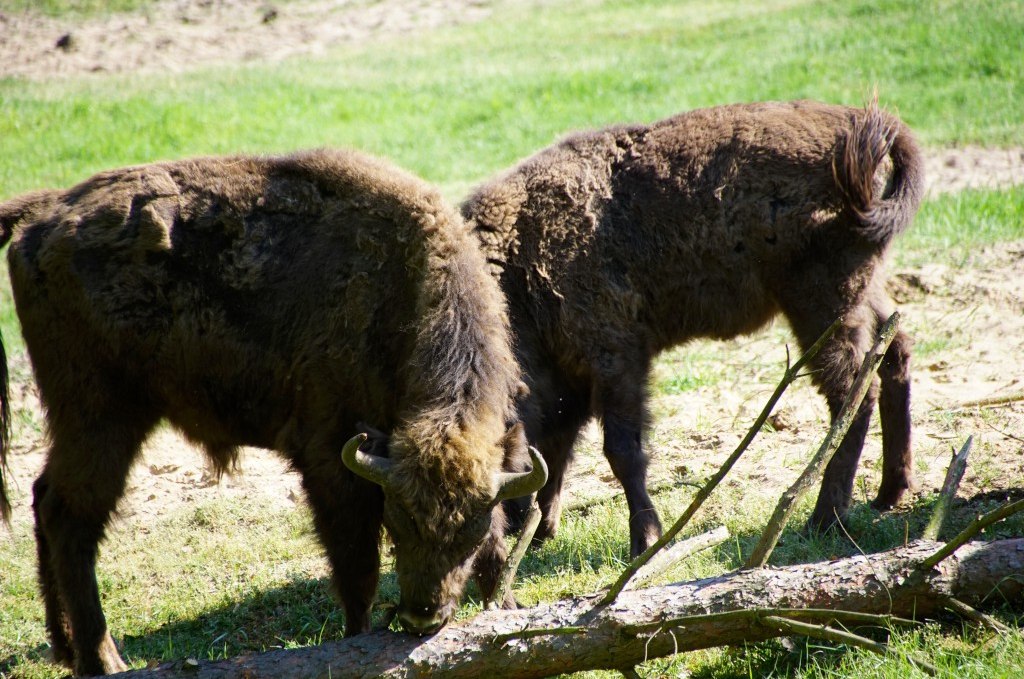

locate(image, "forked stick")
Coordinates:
745 312 900 569
600 317 843 605
922 436 973 541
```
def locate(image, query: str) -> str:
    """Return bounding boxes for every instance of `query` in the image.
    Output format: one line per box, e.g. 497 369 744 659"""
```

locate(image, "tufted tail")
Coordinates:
0 189 54 523
834 101 925 245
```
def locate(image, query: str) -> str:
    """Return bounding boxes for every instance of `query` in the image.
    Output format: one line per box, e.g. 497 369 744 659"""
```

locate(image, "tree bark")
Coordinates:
111 539 1024 679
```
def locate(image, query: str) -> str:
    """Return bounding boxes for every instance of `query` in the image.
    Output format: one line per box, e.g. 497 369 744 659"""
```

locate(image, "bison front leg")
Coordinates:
603 412 663 556
473 503 515 608
596 369 662 557
530 426 578 547
300 461 384 636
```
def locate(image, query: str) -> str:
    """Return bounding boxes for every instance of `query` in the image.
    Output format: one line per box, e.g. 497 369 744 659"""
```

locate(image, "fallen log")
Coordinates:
112 538 1024 679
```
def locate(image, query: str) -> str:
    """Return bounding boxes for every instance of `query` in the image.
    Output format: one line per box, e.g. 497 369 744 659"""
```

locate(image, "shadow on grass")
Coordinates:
718 485 1024 572
113 571 399 668
0 643 54 678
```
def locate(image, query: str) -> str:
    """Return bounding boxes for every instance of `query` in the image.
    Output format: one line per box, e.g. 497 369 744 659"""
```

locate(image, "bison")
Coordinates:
0 148 547 676
462 100 924 557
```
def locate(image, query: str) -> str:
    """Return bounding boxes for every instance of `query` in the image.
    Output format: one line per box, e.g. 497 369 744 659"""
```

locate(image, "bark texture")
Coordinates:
111 539 1024 679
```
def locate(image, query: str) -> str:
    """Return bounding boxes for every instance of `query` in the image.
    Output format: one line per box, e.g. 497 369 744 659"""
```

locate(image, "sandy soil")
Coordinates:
0 0 1022 531
0 0 497 79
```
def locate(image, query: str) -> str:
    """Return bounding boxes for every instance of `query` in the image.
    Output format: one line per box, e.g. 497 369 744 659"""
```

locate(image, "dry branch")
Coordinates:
745 312 901 568
922 436 973 541
487 495 542 609
944 597 1011 634
111 538 1024 679
627 526 730 590
759 615 938 676
945 391 1024 411
601 317 843 604
921 497 1024 571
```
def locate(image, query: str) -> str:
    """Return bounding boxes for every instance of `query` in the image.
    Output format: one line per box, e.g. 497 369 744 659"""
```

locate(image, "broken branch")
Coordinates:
745 312 901 569
601 317 843 604
922 436 973 541
920 497 1024 571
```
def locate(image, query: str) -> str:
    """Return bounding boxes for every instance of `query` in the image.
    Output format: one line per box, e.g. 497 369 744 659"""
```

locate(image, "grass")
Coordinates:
896 184 1024 265
1 0 1023 677
0 0 158 15
1 0 1023 200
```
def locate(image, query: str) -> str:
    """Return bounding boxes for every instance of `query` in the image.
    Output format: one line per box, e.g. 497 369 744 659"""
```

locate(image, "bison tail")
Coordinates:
0 191 49 523
835 101 925 245
0 330 10 525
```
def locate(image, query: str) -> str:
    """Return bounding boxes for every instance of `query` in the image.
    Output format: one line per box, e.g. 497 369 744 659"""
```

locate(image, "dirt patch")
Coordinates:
0 0 496 79
924 146 1024 196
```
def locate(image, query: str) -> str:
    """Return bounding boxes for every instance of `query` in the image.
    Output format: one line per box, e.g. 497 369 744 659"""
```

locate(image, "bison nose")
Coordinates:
397 602 448 636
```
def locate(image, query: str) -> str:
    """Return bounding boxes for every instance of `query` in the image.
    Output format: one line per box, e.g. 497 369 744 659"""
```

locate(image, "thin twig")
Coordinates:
621 607 920 637
487 495 542 609
942 391 1024 411
565 476 701 514
944 597 1012 634
491 625 587 645
922 436 973 541
920 498 1024 571
983 419 1024 444
628 526 730 590
599 317 844 605
745 312 901 569
760 615 939 676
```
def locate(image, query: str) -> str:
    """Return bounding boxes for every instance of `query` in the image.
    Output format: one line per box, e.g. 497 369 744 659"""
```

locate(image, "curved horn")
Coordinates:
341 433 394 489
495 446 548 501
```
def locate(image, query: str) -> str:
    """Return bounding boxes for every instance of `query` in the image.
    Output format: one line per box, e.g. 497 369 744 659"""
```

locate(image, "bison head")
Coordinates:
341 427 546 635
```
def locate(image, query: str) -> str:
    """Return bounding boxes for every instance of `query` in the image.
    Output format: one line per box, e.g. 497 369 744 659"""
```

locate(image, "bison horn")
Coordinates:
341 433 393 488
495 446 548 501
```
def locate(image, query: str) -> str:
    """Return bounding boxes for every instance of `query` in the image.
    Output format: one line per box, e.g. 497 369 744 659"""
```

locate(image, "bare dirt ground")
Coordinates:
1 0 1023 531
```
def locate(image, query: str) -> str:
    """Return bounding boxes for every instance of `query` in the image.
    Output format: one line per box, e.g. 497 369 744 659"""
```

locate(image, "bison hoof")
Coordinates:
805 509 844 536
871 479 913 512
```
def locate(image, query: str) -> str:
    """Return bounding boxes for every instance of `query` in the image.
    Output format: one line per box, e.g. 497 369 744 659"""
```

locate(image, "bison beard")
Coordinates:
463 100 924 557
0 149 546 676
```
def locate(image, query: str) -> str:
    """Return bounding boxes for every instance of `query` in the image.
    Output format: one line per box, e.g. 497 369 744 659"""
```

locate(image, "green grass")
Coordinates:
0 0 158 15
896 184 1024 265
1 0 1023 200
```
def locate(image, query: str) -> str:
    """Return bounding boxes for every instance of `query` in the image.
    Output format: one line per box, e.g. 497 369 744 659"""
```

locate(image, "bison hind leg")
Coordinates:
32 473 74 670
872 324 914 510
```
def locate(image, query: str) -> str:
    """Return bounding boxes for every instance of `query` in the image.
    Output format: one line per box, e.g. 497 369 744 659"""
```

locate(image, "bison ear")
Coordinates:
501 422 529 468
357 422 391 459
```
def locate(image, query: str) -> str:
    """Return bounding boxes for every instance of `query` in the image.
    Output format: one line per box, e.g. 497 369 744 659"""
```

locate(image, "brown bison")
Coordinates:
0 148 547 676
462 100 924 557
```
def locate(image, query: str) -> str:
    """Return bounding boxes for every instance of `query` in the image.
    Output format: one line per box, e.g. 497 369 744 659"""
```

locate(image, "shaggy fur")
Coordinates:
462 100 924 557
0 149 526 675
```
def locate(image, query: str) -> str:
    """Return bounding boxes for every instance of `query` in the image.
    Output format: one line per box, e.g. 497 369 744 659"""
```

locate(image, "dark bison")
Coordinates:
462 100 924 557
0 148 547 676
